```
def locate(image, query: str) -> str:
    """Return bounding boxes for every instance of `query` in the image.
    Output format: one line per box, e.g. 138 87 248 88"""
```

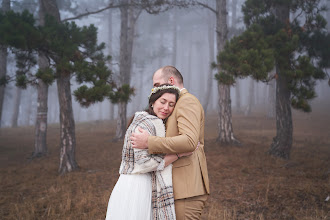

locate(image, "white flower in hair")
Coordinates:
148 85 180 99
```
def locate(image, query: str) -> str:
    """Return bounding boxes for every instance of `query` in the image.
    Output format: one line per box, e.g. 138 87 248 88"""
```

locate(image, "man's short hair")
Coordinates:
161 66 184 85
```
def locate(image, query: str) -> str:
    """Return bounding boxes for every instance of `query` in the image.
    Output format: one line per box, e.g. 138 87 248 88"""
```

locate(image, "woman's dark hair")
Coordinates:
127 83 180 128
145 83 179 117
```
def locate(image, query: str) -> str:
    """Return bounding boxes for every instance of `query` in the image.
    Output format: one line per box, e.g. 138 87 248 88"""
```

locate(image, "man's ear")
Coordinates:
168 76 175 85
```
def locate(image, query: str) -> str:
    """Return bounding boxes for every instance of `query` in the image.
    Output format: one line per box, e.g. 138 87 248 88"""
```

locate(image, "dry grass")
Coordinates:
0 107 329 220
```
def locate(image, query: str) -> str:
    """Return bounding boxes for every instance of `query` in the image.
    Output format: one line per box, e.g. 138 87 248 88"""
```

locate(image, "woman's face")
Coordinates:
153 93 176 119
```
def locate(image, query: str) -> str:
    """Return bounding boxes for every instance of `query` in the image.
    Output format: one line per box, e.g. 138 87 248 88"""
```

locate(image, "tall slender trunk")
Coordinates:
0 46 7 127
0 0 10 128
203 13 215 114
267 74 276 118
230 0 241 113
33 53 49 157
115 0 136 140
186 34 193 89
33 0 51 158
24 87 33 125
115 102 127 140
57 74 78 174
40 0 78 173
171 9 177 66
12 88 22 127
107 4 115 121
245 78 254 115
216 0 238 144
235 80 241 112
269 4 292 159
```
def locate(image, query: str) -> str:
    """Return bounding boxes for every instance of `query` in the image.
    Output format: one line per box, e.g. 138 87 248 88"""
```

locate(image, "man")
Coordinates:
131 65 210 219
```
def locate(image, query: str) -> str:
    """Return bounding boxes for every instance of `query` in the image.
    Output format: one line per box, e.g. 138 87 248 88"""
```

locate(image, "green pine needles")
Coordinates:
0 10 134 107
216 0 329 112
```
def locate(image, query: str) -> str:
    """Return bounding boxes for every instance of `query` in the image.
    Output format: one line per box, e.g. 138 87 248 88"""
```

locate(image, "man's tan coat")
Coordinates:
148 89 210 200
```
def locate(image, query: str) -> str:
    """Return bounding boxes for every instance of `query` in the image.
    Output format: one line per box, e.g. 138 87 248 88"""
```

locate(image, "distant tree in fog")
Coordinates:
218 0 330 159
0 0 10 128
199 0 239 144
202 11 215 114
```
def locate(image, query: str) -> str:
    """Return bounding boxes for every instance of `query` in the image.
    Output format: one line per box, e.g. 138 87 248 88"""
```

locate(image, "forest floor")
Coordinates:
0 105 329 220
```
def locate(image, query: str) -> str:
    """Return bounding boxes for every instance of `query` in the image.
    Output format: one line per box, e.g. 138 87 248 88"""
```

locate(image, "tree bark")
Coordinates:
12 87 22 128
171 9 177 66
40 0 78 173
57 73 78 174
267 72 276 118
0 0 10 128
245 78 254 115
32 0 52 158
115 0 136 140
33 53 49 157
107 3 115 121
269 4 292 159
216 0 238 144
230 0 241 113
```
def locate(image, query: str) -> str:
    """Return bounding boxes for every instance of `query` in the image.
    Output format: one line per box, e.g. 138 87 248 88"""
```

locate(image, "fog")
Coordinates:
1 0 329 127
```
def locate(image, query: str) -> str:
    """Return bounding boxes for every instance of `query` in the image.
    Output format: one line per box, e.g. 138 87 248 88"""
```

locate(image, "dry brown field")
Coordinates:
0 106 329 220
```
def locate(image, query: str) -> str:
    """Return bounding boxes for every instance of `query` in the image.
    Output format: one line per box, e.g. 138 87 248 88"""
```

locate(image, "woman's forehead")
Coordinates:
159 93 176 101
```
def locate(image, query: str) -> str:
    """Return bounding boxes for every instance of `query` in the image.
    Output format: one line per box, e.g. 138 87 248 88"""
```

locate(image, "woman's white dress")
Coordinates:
105 111 172 220
105 173 152 220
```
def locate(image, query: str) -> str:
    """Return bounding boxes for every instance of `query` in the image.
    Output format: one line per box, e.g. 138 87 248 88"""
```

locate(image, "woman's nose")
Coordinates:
163 104 169 110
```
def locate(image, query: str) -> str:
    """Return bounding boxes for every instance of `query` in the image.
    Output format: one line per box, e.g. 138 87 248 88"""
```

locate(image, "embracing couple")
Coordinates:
105 66 210 220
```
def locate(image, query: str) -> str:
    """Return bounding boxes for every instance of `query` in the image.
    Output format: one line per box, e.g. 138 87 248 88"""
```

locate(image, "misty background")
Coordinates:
1 0 329 128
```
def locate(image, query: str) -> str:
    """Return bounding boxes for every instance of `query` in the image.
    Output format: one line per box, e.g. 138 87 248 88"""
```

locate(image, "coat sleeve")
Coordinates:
130 118 166 174
148 95 201 154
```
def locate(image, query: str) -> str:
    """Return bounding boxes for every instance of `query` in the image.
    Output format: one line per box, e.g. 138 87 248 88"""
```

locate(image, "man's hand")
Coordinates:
130 127 149 149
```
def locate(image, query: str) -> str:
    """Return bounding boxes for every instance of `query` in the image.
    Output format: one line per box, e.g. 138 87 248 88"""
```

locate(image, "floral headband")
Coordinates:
148 85 181 99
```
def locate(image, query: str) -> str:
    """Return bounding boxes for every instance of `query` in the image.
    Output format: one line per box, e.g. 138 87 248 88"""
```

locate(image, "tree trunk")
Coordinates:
0 0 10 128
203 13 215 114
115 0 136 140
171 9 177 66
12 87 22 128
269 4 292 159
24 87 33 125
267 75 276 118
235 80 241 113
245 78 254 115
114 102 127 141
40 0 78 173
107 3 115 121
32 0 52 158
216 0 238 144
57 74 78 174
231 0 241 113
231 0 237 28
33 53 49 157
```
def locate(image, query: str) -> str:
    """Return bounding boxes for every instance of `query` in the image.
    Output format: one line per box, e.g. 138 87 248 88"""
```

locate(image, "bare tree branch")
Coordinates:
61 3 129 22
61 0 193 22
196 1 217 14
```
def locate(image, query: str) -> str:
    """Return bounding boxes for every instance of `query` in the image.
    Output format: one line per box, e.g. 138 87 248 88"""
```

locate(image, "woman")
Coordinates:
106 84 189 220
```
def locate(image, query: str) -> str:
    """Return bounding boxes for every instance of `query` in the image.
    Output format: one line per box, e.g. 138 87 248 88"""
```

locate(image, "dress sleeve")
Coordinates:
130 117 166 174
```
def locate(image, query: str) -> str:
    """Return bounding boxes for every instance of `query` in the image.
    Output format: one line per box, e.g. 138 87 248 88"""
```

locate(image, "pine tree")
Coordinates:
0 10 131 173
218 0 330 159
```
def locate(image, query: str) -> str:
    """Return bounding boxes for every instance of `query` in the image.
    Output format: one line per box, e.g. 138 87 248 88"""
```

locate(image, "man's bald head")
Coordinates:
152 66 184 88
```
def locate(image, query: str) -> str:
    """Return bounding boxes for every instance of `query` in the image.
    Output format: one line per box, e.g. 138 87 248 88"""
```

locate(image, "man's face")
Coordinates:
153 70 169 87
